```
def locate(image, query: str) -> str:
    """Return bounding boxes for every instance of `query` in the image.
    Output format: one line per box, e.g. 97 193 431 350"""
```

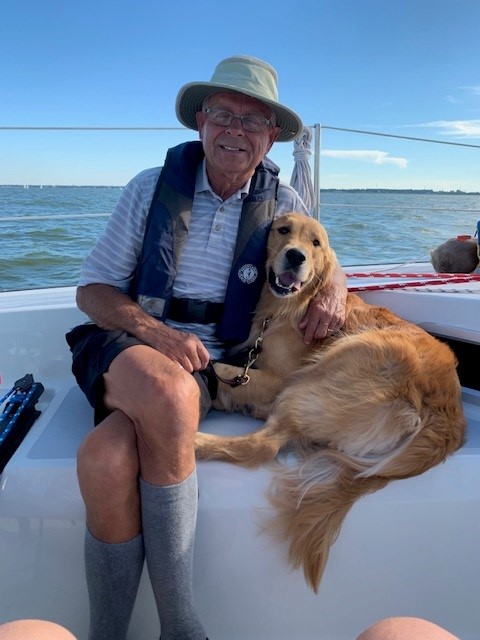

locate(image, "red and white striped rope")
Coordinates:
345 271 480 279
346 272 480 292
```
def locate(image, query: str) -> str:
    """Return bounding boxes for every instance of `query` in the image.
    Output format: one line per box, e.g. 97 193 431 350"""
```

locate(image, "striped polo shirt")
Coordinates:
79 160 308 358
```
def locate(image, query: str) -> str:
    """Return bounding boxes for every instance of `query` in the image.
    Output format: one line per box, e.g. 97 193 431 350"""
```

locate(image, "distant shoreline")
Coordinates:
0 184 123 189
321 188 480 195
1 185 480 195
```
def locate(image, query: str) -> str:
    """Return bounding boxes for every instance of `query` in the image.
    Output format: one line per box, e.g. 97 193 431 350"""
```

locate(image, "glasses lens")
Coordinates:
242 116 265 132
206 109 269 132
208 110 233 126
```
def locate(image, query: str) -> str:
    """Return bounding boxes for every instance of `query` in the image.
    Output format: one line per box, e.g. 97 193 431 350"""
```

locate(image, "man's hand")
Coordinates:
298 266 347 344
76 283 211 372
148 322 211 373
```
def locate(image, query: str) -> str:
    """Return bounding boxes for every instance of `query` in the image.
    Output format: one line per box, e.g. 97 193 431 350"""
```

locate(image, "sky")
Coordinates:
2 0 480 191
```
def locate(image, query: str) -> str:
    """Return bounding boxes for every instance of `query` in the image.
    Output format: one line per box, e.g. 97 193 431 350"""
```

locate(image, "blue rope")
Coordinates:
0 386 40 445
0 387 15 406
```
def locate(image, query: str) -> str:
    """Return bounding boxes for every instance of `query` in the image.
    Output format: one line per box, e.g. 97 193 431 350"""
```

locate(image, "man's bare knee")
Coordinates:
77 412 139 489
130 368 201 440
76 412 141 541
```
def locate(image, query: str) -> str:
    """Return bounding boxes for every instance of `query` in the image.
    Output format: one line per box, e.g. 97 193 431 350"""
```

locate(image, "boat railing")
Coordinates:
1 124 480 290
2 122 480 222
309 123 480 219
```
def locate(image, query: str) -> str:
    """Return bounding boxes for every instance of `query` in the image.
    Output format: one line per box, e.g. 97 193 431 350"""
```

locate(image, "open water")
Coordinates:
1 184 480 292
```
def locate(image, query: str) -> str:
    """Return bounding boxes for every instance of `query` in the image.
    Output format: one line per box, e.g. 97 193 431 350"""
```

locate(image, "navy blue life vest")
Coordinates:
132 141 279 344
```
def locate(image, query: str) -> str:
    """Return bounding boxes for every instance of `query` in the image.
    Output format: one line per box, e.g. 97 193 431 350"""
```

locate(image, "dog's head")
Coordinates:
266 213 337 299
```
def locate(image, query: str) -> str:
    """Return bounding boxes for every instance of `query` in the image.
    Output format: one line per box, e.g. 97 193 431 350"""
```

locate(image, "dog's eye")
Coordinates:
277 226 290 235
312 238 321 247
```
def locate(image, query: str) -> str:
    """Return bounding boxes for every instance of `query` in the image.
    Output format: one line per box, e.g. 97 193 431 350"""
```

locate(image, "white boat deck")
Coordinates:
1 281 479 639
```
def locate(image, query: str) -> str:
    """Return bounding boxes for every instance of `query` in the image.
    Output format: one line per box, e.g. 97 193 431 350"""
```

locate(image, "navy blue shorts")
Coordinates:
65 324 213 425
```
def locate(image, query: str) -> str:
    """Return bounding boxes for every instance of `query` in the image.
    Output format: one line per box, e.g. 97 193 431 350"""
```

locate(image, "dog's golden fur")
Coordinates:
195 213 466 592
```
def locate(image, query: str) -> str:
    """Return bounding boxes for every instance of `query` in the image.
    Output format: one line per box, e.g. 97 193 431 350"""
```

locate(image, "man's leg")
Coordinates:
78 344 206 640
140 472 204 640
104 345 206 640
77 411 145 640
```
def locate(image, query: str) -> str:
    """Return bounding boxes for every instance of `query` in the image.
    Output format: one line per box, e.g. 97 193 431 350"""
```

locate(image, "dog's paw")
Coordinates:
213 362 242 381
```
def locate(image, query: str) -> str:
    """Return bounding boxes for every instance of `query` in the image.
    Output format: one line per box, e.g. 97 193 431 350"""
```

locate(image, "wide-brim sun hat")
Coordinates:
175 55 303 142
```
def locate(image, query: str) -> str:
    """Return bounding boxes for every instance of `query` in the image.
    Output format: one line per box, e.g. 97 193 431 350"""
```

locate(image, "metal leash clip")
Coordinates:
230 318 269 387
209 317 271 388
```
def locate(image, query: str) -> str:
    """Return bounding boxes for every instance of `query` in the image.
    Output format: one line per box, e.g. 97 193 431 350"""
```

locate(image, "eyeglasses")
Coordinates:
203 107 273 133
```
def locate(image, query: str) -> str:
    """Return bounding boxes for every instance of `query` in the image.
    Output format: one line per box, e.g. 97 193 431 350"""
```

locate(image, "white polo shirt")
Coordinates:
79 160 308 358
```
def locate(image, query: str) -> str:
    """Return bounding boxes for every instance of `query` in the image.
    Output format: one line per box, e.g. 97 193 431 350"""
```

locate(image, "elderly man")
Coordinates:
66 55 346 640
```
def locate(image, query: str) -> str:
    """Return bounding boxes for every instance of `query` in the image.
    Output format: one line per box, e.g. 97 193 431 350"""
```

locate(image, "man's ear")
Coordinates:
196 111 206 139
266 126 281 152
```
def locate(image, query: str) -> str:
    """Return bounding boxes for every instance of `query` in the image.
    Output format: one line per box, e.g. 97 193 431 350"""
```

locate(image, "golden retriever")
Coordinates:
195 212 466 592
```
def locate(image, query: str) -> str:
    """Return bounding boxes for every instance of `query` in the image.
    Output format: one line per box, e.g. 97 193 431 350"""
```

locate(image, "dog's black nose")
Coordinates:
285 248 306 268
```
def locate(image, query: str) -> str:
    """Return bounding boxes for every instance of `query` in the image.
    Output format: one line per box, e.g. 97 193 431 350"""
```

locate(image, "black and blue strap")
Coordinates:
0 374 44 473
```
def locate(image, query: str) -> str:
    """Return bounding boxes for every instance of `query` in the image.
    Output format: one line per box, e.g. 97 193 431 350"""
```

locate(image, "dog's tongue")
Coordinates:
278 270 302 291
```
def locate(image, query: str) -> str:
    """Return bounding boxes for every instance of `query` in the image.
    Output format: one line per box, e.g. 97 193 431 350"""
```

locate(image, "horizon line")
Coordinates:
2 184 480 195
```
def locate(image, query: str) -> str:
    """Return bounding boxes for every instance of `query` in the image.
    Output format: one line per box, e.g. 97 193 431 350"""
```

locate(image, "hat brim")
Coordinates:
175 82 303 142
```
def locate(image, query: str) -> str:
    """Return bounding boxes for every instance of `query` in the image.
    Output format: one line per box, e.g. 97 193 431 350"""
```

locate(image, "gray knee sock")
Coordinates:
140 471 206 640
84 528 145 640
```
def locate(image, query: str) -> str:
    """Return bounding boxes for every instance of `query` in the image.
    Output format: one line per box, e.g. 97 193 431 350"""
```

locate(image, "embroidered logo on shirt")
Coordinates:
238 264 258 284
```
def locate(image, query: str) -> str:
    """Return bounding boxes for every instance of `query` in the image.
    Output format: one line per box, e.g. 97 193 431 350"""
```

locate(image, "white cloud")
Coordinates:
459 86 480 96
321 149 408 168
422 119 480 138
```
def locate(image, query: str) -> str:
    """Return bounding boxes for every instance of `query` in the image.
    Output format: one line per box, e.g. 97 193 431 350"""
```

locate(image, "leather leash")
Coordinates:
209 318 270 387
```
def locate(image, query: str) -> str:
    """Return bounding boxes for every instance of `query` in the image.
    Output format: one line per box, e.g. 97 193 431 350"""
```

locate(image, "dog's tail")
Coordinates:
264 397 463 594
264 450 388 593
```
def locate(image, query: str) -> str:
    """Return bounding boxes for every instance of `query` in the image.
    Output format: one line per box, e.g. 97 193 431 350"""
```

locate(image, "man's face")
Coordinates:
196 92 280 183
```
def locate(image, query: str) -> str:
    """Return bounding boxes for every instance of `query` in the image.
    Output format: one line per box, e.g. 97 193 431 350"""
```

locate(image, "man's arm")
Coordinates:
298 264 347 344
76 284 210 372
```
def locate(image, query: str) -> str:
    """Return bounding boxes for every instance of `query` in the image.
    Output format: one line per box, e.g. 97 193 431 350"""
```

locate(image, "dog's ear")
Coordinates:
317 240 339 290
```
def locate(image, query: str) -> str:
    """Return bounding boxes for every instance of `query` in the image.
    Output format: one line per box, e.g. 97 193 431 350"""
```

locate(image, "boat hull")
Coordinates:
1 283 479 639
